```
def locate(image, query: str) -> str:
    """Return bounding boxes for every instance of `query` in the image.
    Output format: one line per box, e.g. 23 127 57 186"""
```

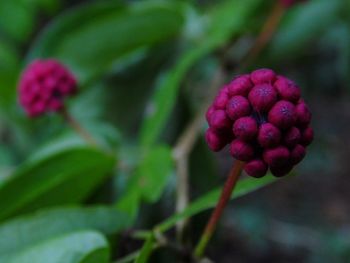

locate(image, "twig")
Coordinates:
173 67 226 242
194 161 244 258
115 230 186 263
173 68 227 159
60 107 98 146
130 230 153 240
240 1 286 69
174 157 189 242
114 250 141 263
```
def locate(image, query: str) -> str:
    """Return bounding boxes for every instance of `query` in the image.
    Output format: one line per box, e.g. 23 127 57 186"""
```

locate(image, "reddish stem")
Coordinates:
194 160 245 258
61 107 97 146
241 2 286 69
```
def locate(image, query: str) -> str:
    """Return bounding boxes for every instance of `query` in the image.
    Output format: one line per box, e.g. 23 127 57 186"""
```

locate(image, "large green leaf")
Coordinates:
27 1 185 83
0 70 18 114
156 174 281 233
0 0 60 43
0 40 19 112
268 0 341 61
0 1 35 42
137 146 174 203
0 147 115 221
0 205 131 258
117 145 174 216
3 230 109 263
0 41 18 70
28 135 87 162
140 0 261 147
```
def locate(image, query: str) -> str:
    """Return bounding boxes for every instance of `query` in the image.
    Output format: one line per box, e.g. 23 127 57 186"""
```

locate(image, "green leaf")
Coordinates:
0 205 131 258
117 145 174 216
0 41 18 69
135 234 155 263
116 191 140 222
139 46 210 147
30 0 61 14
0 40 19 112
0 1 35 42
27 1 185 83
28 135 87 162
0 69 18 114
0 147 115 221
156 174 280 233
268 0 341 61
137 146 174 202
140 0 261 147
3 230 109 263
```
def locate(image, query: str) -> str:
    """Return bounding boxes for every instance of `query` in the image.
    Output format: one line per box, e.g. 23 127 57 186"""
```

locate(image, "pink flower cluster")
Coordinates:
205 69 313 178
18 59 77 117
280 0 307 8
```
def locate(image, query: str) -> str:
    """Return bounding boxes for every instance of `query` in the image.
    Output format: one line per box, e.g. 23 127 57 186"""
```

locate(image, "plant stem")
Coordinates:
194 160 245 259
241 1 286 69
114 250 140 263
172 2 284 253
131 230 153 240
173 67 226 242
175 157 190 242
60 107 97 146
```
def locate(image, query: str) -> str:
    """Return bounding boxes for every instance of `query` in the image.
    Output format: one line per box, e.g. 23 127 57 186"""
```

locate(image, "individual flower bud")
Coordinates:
220 85 230 96
284 126 301 148
31 101 46 116
248 84 277 112
206 105 216 123
274 76 301 103
263 146 290 167
295 101 312 127
233 116 258 141
250 68 276 85
230 139 255 161
48 98 64 111
209 110 232 131
270 163 293 177
244 159 268 178
290 144 306 165
258 123 281 148
268 100 296 130
205 128 228 152
18 59 77 117
300 126 314 146
228 75 253 96
226 96 251 121
214 90 230 110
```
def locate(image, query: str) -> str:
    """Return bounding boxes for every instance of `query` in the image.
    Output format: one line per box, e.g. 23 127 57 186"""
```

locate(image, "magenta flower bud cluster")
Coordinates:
205 69 313 178
280 0 307 8
18 59 77 117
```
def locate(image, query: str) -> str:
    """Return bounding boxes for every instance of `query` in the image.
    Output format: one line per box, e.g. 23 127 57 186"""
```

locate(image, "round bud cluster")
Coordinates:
205 69 313 178
280 0 307 8
18 59 77 117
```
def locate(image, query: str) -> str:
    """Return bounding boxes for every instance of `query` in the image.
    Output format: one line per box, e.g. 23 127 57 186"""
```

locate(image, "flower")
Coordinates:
18 59 77 117
205 68 313 177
